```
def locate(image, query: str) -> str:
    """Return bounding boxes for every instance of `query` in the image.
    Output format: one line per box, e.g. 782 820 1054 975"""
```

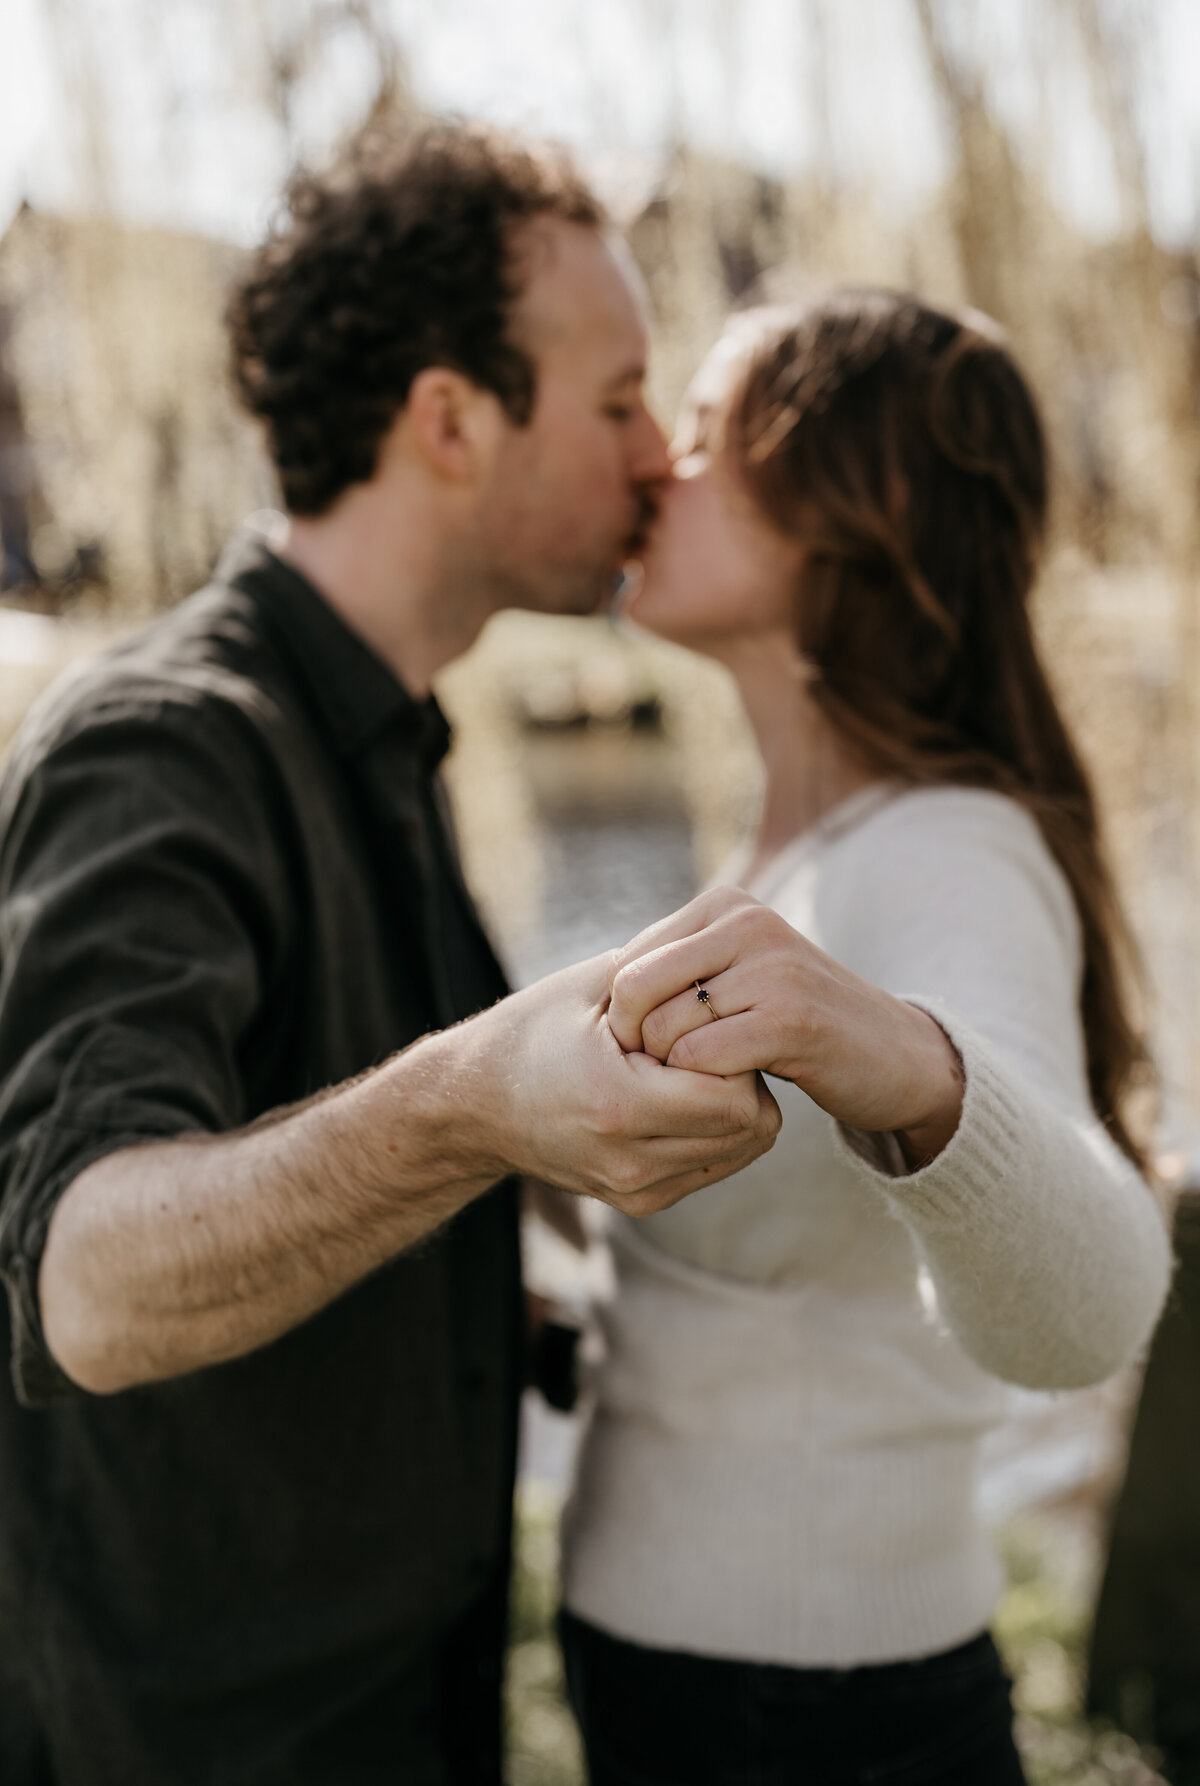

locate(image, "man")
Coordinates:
0 125 779 1785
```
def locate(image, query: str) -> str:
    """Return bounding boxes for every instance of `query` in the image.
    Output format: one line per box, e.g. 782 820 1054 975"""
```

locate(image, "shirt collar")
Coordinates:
216 518 452 769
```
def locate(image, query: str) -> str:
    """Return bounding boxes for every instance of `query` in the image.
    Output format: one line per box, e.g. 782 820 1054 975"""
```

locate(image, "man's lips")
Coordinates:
622 515 660 562
622 495 661 562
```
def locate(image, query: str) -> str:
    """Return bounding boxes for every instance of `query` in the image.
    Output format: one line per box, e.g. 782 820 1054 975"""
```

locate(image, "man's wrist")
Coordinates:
372 1011 519 1193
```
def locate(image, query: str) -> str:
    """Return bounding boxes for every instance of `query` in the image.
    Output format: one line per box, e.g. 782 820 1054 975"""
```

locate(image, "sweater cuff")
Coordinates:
834 999 1028 1215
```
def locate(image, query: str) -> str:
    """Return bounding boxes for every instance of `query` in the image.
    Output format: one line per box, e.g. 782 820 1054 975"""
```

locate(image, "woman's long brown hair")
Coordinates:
720 289 1151 1170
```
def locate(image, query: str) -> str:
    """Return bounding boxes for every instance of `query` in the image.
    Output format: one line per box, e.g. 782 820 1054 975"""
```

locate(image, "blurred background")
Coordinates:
1 2 1199 1780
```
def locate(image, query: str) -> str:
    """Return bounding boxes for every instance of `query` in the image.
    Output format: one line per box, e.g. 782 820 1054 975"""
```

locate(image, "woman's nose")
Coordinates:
630 408 672 486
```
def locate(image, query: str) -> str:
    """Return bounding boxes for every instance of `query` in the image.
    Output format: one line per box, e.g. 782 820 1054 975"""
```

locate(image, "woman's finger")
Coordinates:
608 934 742 1052
664 1008 784 1079
610 888 755 984
638 970 748 1062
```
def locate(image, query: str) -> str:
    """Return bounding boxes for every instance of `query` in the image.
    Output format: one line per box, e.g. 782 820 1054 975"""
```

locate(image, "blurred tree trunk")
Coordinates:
1060 0 1200 1125
246 0 417 150
1088 1194 1200 1780
910 0 1031 328
0 299 46 593
913 0 1200 1125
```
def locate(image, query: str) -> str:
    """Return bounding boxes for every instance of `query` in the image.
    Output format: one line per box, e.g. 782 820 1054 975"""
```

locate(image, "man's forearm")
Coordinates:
39 1024 504 1396
38 951 781 1396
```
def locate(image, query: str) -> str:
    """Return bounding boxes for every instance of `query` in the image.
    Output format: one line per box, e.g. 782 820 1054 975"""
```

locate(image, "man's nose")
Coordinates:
630 407 672 486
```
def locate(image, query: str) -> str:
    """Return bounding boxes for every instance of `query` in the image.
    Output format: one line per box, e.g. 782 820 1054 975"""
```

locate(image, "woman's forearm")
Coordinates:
606 886 1171 1390
840 1007 1172 1390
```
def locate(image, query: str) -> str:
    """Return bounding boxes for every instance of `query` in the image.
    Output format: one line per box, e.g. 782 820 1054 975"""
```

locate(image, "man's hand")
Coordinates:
606 888 964 1168
41 944 779 1396
39 943 778 1400
458 951 781 1218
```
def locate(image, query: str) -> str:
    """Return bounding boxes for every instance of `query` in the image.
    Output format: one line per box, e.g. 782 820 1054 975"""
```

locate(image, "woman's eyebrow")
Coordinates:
602 363 648 393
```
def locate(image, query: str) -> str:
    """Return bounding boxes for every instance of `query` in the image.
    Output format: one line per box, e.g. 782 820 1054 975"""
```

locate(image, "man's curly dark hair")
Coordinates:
228 122 605 515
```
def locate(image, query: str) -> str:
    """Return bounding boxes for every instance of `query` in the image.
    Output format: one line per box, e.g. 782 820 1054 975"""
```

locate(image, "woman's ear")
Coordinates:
403 367 507 486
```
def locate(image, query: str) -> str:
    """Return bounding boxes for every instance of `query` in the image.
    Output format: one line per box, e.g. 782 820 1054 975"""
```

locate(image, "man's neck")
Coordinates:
279 501 493 697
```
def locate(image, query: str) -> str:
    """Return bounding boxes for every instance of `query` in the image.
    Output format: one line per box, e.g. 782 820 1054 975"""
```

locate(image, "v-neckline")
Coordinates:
738 781 902 904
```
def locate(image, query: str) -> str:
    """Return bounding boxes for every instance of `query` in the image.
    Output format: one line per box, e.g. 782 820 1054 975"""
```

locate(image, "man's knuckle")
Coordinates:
696 886 732 916
609 962 633 1004
585 1088 625 1140
607 1155 645 1197
725 1081 759 1129
734 900 768 937
614 956 653 1002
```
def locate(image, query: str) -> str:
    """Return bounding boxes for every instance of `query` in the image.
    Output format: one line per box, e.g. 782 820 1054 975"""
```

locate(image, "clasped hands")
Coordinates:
606 886 965 1185
486 887 963 1220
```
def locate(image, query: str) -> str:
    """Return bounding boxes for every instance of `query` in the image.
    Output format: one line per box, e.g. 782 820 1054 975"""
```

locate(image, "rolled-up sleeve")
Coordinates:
0 694 288 1405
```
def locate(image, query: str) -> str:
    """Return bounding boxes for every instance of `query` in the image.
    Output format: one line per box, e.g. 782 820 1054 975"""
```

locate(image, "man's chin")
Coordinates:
536 570 631 619
492 553 643 621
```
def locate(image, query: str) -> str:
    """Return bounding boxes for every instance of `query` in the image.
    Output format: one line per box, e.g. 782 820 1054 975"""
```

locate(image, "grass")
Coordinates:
505 1489 1170 1786
507 1484 586 1786
995 1517 1169 1786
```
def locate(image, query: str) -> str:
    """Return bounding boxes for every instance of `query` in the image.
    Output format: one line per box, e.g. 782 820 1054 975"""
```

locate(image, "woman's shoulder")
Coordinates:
827 782 1059 888
806 780 1081 968
857 781 1045 850
741 783 1036 905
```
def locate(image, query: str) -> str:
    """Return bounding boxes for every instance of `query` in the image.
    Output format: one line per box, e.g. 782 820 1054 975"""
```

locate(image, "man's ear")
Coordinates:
404 367 507 485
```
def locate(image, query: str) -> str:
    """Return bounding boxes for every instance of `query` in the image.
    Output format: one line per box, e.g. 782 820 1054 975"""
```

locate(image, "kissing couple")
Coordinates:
0 122 1169 1786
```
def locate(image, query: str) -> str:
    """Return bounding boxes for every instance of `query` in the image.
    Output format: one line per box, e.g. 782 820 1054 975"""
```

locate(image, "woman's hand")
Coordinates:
607 888 965 1168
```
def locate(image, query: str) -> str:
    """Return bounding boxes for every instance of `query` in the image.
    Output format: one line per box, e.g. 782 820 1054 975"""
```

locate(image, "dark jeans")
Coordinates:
559 1609 1027 1786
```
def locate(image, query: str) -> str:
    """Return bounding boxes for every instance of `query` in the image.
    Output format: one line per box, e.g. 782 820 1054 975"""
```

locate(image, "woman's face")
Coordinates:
624 340 805 655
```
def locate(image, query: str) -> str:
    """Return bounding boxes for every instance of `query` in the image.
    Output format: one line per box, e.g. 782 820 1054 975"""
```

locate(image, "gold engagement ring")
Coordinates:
694 981 720 1021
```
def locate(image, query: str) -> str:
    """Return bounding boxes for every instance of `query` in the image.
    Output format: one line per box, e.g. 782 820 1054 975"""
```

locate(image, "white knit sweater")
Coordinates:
560 783 1172 1668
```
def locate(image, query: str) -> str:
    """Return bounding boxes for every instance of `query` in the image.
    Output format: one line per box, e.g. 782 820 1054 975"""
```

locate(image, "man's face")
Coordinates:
476 221 671 616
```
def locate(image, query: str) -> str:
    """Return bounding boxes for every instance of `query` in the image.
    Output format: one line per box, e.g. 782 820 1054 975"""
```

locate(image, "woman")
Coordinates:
557 290 1172 1785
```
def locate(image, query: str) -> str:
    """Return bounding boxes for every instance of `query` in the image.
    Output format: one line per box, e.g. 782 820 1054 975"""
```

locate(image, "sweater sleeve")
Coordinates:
823 790 1172 1391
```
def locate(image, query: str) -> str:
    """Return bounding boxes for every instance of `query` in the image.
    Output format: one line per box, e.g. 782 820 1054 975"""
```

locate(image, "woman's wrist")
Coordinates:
892 1007 966 1170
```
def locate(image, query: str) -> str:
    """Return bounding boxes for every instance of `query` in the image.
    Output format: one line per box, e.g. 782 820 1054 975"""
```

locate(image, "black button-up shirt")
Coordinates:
0 527 522 1785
